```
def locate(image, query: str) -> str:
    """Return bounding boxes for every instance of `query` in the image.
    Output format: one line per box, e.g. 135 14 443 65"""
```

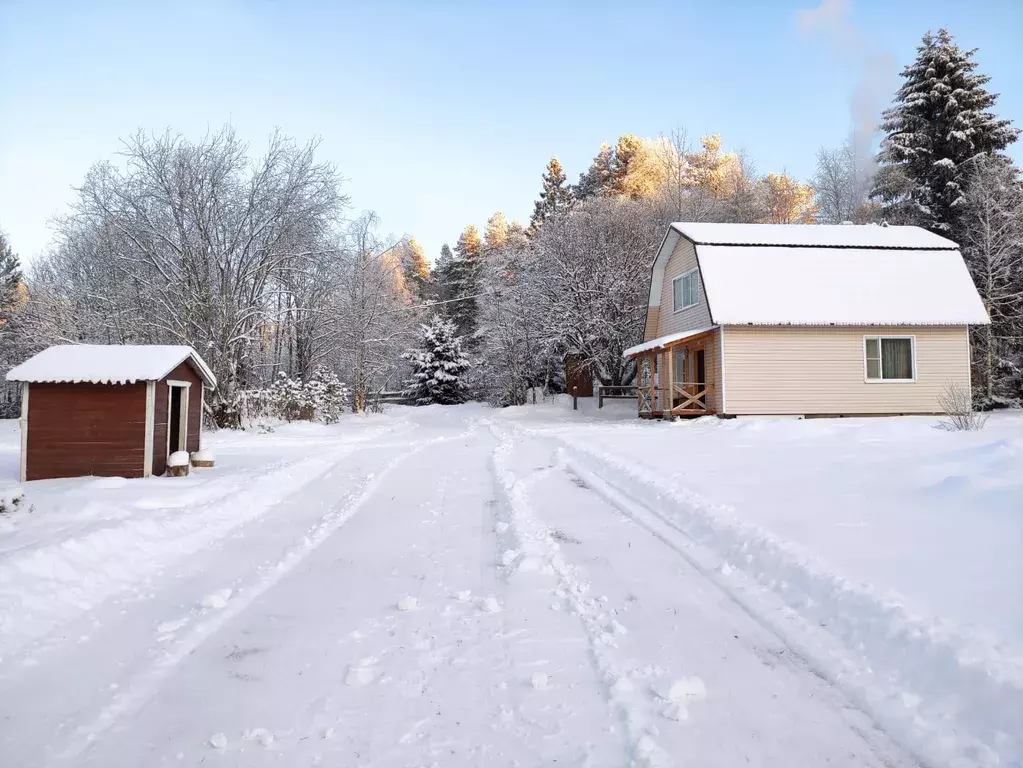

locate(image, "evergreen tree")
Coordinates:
448 225 483 339
0 231 22 309
529 156 573 231
575 143 615 200
431 243 457 305
484 212 509 251
403 315 471 405
611 134 644 196
872 29 1020 234
398 236 430 298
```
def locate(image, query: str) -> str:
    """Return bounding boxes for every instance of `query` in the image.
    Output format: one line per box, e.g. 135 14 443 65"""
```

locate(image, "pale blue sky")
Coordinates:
1 0 1020 263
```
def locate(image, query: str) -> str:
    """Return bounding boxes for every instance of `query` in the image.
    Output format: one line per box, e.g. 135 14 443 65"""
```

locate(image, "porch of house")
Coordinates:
627 327 718 419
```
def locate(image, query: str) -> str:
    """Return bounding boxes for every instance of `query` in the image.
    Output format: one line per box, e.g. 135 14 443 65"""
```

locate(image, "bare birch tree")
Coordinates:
959 156 1023 404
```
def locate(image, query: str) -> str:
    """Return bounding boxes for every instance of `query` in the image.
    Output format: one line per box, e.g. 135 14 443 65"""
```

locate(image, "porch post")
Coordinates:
648 352 655 414
664 345 674 420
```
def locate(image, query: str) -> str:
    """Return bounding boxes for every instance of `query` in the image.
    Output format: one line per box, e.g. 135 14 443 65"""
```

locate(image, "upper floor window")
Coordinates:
864 336 915 381
673 269 700 312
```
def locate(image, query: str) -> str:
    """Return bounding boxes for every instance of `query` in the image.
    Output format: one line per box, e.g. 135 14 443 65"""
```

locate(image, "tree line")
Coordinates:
1 27 1021 419
420 28 1022 408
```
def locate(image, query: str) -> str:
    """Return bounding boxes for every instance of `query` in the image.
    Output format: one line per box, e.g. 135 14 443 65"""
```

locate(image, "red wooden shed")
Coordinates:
6 345 217 481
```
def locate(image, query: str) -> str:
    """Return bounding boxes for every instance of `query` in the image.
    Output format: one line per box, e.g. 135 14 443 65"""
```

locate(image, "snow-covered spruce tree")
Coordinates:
872 29 1020 234
309 367 350 423
403 316 471 405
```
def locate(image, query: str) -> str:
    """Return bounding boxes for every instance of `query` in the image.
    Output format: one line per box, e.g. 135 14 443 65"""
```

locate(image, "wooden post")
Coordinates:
572 386 578 410
598 386 604 409
649 353 656 415
664 345 674 420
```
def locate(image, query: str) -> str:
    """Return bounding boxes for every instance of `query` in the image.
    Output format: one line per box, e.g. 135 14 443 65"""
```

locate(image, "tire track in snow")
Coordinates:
54 426 478 764
543 433 975 768
489 425 674 768
0 421 417 663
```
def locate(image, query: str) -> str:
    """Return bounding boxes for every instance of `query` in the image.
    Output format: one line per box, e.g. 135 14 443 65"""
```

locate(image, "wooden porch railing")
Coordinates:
597 384 638 408
637 382 713 417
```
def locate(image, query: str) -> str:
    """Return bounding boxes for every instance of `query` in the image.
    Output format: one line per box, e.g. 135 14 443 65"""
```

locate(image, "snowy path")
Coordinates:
0 407 917 767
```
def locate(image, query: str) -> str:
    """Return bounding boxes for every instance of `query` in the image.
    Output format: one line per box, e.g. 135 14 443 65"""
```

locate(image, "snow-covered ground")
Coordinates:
0 403 1019 767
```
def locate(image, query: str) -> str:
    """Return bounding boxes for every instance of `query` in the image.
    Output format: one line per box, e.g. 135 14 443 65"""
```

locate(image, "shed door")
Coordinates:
166 382 189 456
169 387 183 452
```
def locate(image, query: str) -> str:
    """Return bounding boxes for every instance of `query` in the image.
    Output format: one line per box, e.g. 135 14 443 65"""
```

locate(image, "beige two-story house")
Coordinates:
623 223 989 418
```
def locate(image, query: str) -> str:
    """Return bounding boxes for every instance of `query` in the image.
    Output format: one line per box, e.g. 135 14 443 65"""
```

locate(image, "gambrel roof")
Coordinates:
7 345 217 387
646 223 989 327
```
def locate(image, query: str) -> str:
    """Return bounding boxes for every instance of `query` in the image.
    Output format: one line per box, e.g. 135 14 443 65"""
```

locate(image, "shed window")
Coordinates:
673 269 699 312
864 337 914 381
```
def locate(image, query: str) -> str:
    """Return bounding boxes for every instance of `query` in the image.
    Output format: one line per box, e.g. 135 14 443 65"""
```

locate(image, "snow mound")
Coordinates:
530 672 549 690
167 451 189 468
243 727 274 747
658 676 708 722
208 733 228 750
200 588 233 610
453 589 472 602
480 595 502 613
396 595 418 611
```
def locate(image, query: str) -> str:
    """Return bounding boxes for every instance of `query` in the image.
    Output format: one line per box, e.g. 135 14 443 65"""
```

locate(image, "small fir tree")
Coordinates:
872 28 1020 234
403 315 471 405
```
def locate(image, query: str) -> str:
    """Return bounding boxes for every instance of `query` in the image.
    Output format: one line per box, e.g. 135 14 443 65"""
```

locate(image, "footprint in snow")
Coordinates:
656 676 708 722
345 657 378 686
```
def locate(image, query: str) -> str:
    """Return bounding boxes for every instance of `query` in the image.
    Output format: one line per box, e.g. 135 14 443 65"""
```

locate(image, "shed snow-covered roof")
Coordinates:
6 345 217 387
671 223 957 250
698 246 989 326
643 223 989 327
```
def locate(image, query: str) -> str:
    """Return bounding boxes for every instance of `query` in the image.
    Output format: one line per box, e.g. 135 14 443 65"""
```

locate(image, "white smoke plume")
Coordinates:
797 0 896 185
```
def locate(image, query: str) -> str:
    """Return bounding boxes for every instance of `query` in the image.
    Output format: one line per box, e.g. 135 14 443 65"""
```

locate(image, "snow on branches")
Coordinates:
403 316 471 405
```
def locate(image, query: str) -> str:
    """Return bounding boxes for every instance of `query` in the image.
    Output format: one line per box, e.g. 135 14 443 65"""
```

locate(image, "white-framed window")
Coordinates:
672 269 700 312
864 336 915 382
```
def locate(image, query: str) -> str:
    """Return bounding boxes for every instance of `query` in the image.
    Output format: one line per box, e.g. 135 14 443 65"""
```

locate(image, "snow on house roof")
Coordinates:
624 326 718 358
671 222 958 250
6 345 217 387
697 245 989 326
643 223 988 327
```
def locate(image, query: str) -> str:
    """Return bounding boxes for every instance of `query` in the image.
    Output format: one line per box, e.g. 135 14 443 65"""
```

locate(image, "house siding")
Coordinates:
656 238 712 336
721 325 970 415
25 382 147 480
643 307 660 341
152 360 205 476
